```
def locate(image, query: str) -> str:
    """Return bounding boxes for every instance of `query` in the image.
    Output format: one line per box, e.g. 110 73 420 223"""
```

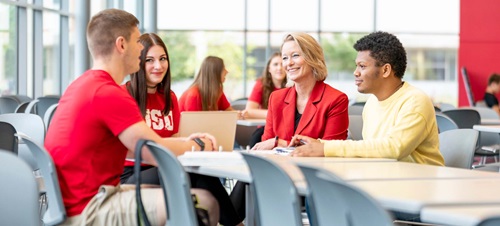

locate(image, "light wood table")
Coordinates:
293 161 500 181
420 205 500 226
473 125 500 133
351 178 500 214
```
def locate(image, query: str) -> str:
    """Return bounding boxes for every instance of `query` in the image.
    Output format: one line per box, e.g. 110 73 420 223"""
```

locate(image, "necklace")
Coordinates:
146 85 157 89
395 81 404 92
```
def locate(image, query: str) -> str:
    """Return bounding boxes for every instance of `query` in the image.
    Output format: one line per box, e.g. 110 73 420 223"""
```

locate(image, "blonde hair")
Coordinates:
281 32 328 81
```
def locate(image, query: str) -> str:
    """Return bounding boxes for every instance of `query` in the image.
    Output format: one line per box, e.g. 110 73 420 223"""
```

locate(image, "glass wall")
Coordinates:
158 0 459 104
1 0 459 105
0 3 17 95
0 0 74 98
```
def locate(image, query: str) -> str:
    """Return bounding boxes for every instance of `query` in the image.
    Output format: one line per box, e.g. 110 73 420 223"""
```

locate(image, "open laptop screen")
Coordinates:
178 111 238 151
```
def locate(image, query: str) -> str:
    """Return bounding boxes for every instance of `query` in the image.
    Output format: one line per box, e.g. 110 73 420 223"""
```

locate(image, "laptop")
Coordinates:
179 111 239 151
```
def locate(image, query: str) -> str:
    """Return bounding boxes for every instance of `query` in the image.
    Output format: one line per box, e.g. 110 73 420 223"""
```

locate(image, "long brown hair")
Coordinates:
189 56 225 110
127 33 172 116
261 52 287 109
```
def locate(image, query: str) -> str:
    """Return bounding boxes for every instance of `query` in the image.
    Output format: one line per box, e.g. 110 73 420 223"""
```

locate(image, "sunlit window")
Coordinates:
0 3 17 95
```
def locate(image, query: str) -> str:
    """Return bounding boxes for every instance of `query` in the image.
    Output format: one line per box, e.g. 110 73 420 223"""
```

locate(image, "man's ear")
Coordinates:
115 36 126 54
381 63 392 78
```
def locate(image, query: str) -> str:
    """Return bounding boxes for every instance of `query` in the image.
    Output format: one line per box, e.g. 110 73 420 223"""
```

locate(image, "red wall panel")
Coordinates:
459 0 500 106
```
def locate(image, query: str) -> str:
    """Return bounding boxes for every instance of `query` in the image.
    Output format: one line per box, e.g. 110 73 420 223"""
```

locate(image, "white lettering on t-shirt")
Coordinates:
145 109 174 131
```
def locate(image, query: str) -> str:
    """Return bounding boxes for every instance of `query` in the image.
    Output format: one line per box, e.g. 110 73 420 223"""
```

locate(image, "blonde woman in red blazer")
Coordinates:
252 32 349 150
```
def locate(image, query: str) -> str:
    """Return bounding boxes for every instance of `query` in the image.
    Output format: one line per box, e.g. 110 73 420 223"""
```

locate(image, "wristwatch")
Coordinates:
193 138 205 151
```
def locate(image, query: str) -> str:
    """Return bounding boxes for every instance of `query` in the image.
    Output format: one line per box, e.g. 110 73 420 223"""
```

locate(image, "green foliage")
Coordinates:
322 33 365 74
160 31 197 81
205 34 244 80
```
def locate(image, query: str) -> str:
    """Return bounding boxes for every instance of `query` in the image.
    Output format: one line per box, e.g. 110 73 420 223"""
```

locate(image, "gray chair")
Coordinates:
439 129 479 169
17 134 66 226
442 109 480 129
44 103 58 131
435 113 459 133
0 150 40 226
140 140 198 226
467 107 500 120
437 102 456 111
348 105 364 115
15 101 30 113
25 95 60 119
235 124 258 149
3 94 33 104
298 164 393 226
231 98 248 111
0 96 20 114
0 121 18 154
0 113 46 170
241 153 303 226
479 216 500 226
348 115 363 140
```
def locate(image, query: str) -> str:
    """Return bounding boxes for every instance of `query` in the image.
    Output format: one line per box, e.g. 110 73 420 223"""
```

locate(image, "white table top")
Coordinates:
297 161 500 181
420 205 500 226
473 124 500 133
237 119 266 126
351 178 500 214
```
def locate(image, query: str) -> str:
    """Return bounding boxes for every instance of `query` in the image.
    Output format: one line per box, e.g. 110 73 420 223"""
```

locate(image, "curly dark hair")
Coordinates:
353 31 407 79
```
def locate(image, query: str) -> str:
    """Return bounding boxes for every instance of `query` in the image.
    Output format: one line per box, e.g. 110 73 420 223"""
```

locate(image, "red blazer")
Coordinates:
262 81 349 143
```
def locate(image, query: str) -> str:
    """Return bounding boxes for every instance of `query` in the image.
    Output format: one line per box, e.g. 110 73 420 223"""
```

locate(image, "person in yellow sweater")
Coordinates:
289 31 444 166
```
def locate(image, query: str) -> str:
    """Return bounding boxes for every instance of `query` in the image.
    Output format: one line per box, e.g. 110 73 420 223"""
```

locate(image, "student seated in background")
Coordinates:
484 73 500 116
45 9 220 226
242 52 287 146
178 56 236 112
290 31 445 167
121 32 243 226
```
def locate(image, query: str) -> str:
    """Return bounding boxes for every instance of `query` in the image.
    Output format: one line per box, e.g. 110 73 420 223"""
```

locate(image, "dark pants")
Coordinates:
121 166 243 226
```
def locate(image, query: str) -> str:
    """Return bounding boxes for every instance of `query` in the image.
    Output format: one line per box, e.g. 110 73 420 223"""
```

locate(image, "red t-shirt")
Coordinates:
122 88 180 166
45 70 143 217
178 85 231 112
248 78 279 108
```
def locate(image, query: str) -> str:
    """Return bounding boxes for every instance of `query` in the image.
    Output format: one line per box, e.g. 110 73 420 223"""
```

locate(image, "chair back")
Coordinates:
479 217 500 226
235 124 258 148
241 153 302 226
3 94 33 104
44 103 58 131
0 113 45 170
141 140 198 226
348 115 363 140
17 134 66 225
0 122 18 154
348 105 364 115
0 151 40 226
15 101 30 113
231 98 248 111
475 100 488 108
0 97 20 114
435 113 459 133
439 129 479 169
465 107 500 119
25 96 60 119
442 109 481 129
437 102 456 111
298 164 393 226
